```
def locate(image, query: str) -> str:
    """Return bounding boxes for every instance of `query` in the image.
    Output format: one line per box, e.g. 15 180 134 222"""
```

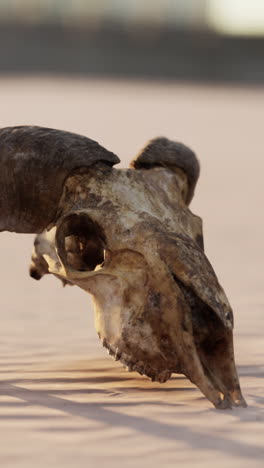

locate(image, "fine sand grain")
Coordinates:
0 77 263 467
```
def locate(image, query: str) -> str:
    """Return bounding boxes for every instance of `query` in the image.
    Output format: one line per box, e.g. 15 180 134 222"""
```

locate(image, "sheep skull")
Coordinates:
0 126 246 409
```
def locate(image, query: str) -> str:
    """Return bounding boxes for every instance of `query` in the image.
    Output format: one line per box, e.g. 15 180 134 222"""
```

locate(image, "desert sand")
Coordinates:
0 77 263 467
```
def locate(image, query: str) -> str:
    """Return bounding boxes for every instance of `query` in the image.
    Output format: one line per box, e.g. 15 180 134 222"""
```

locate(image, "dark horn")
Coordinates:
0 126 120 233
131 137 200 205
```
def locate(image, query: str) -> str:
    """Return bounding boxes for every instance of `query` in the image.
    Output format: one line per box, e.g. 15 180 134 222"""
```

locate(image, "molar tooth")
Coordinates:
158 370 171 383
143 363 150 375
114 348 121 361
102 338 107 347
135 361 145 375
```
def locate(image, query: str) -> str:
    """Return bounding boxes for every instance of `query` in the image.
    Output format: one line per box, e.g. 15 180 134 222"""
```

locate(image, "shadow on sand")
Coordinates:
0 359 263 460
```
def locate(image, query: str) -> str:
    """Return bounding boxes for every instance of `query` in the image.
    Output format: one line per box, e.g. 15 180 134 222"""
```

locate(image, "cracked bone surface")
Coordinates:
0 126 246 409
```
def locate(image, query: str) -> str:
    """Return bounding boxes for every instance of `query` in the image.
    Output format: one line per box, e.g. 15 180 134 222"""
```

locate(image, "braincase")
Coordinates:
0 126 120 233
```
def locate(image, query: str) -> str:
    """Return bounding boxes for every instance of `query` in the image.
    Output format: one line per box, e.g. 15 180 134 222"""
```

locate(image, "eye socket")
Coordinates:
56 213 106 272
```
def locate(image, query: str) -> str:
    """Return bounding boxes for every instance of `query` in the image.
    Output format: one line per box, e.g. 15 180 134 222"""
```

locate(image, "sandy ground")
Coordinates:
0 77 263 467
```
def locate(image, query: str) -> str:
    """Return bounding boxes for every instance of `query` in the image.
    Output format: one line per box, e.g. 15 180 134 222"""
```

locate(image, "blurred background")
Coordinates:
0 0 263 81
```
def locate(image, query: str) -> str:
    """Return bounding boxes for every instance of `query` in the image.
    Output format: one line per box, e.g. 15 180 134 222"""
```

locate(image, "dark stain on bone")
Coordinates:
29 266 43 280
173 275 225 345
195 233 204 251
149 292 161 309
172 274 238 391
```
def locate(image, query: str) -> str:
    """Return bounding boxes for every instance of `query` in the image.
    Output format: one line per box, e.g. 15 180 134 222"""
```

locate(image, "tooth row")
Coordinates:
100 336 171 384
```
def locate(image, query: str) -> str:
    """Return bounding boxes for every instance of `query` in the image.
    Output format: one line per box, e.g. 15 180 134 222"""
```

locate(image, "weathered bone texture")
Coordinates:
0 126 246 409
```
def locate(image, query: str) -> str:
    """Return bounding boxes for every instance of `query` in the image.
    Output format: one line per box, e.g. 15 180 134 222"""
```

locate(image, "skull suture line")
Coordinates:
0 126 246 409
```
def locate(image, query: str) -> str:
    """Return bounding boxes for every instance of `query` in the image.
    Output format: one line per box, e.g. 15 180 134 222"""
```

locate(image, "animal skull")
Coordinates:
0 126 246 409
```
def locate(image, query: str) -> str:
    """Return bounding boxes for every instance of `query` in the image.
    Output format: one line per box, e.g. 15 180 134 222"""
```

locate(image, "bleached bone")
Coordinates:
0 126 246 409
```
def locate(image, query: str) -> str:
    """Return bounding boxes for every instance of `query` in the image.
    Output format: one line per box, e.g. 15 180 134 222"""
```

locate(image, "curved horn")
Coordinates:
0 126 120 233
131 137 200 205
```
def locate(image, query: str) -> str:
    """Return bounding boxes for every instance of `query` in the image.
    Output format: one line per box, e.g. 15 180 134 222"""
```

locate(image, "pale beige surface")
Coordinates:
0 77 263 467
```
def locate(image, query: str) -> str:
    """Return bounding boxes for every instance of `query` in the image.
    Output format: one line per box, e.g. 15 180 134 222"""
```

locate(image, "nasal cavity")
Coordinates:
56 213 106 271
